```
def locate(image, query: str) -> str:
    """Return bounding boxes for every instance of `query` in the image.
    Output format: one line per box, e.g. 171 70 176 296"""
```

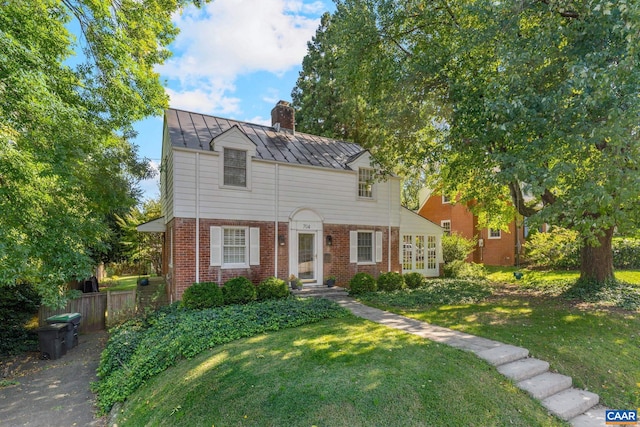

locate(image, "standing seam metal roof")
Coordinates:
165 108 365 170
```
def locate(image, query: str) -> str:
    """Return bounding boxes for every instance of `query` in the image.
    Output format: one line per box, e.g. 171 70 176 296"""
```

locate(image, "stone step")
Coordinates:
475 344 529 366
569 405 608 427
497 358 550 382
542 388 600 421
518 372 572 400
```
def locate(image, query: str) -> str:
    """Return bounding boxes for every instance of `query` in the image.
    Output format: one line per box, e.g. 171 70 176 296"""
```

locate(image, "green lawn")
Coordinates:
115 317 564 427
359 269 640 409
100 275 149 292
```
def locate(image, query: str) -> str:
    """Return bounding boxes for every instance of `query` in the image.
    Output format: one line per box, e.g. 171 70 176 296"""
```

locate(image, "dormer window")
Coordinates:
224 148 246 187
358 168 374 198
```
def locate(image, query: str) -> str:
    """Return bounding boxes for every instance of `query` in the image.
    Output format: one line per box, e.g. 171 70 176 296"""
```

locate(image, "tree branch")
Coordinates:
509 181 538 217
536 0 580 19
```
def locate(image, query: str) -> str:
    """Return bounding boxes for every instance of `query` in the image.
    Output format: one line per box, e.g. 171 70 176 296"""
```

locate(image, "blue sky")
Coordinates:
133 0 335 200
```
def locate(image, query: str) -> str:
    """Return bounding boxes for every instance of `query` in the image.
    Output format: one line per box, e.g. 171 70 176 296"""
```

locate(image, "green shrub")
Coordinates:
359 278 492 307
443 260 486 279
182 282 224 309
256 277 289 301
403 272 425 289
442 233 476 263
524 228 580 269
0 284 41 356
93 298 349 414
348 272 377 295
222 277 256 305
377 272 405 292
613 237 640 269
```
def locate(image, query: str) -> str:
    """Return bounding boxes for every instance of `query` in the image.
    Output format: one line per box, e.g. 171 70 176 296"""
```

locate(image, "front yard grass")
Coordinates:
359 269 640 409
114 316 564 427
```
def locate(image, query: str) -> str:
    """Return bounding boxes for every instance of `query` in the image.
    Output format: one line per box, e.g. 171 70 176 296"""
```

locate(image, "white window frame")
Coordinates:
350 230 383 264
442 194 451 204
223 148 247 188
223 227 248 267
488 228 502 239
358 168 375 199
440 220 451 236
210 226 260 268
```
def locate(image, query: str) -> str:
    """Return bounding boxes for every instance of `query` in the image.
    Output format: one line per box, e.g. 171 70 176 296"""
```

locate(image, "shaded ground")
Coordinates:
0 331 108 427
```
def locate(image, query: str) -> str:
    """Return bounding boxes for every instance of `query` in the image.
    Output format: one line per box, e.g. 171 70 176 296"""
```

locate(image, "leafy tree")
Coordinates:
294 0 640 287
115 199 163 275
0 0 202 306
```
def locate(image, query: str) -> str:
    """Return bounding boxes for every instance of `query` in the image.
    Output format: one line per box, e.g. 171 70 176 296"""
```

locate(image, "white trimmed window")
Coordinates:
441 220 451 236
223 148 247 187
489 228 501 239
350 230 383 264
210 226 260 268
358 168 374 198
442 194 450 204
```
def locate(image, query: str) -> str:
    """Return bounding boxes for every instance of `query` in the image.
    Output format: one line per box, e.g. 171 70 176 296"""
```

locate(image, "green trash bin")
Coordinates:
46 313 81 350
37 323 67 360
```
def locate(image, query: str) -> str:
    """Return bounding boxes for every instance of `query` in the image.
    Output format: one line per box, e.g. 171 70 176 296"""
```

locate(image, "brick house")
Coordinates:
141 101 443 302
417 192 525 266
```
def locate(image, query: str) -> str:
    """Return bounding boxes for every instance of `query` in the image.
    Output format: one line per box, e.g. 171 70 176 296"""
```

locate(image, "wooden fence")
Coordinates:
38 290 136 333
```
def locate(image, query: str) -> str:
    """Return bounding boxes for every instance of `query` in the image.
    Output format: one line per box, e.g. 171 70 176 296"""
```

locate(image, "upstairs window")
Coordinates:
224 148 246 187
489 228 501 239
358 168 374 198
442 194 451 204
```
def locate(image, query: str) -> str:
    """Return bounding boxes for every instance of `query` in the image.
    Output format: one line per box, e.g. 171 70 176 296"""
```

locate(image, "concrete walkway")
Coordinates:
295 286 608 427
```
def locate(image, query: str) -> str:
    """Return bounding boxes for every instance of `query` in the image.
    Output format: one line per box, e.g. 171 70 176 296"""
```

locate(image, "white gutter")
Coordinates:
195 152 200 283
388 179 392 272
274 163 279 277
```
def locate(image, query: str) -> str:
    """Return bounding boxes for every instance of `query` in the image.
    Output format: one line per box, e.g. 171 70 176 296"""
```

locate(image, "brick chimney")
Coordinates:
271 100 295 132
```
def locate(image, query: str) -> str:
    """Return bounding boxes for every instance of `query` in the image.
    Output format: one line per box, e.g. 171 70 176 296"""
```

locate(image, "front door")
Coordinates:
298 233 316 282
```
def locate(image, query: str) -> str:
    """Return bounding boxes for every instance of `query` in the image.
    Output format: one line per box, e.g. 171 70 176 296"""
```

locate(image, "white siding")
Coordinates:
170 147 403 227
161 126 175 222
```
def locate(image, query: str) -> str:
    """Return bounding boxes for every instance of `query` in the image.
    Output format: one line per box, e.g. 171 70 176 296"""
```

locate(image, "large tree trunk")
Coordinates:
579 227 615 284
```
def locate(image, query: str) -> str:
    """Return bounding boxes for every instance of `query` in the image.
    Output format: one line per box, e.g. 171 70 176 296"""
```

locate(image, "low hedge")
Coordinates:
222 277 256 305
348 272 377 295
256 277 289 301
93 298 349 414
182 282 223 309
377 271 405 292
403 272 425 289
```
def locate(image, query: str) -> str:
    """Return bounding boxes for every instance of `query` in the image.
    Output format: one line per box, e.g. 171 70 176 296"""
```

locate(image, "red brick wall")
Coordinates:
418 194 524 266
322 224 401 288
167 218 401 300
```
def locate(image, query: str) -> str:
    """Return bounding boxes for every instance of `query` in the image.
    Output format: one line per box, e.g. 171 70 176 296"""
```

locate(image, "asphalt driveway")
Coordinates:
0 331 108 427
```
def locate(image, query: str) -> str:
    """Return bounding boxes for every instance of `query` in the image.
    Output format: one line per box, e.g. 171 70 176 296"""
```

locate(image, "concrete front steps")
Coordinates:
478 345 603 425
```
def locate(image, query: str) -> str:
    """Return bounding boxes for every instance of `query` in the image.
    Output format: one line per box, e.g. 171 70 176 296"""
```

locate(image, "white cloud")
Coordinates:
160 0 324 114
139 159 161 202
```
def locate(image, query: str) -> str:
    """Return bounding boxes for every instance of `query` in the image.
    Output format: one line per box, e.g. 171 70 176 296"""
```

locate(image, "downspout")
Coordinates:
274 163 279 277
388 179 392 272
195 152 200 283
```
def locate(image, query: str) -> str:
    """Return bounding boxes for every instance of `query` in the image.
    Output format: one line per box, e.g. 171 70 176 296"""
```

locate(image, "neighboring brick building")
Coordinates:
140 101 443 302
417 192 525 266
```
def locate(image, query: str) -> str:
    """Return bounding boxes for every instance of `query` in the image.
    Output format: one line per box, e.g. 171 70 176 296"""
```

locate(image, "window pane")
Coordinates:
427 236 437 269
223 228 246 264
358 168 373 198
402 235 412 270
415 235 425 270
224 148 246 187
357 232 373 262
490 229 501 238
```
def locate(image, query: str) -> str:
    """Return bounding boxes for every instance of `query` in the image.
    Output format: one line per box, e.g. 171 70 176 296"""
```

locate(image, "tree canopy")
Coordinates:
292 0 640 285
0 0 202 306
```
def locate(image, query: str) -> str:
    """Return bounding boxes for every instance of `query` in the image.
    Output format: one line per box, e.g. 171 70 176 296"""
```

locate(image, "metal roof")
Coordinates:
165 108 365 170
